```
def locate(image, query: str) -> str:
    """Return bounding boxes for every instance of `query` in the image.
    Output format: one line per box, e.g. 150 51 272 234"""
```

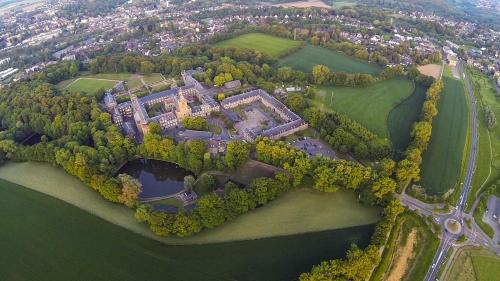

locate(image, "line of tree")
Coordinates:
395 79 444 186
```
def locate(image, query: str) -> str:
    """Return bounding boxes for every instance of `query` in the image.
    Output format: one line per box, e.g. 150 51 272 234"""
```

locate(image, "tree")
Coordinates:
224 141 250 170
117 174 142 208
225 188 253 220
140 61 154 75
313 166 339 193
286 94 308 113
312 65 331 85
194 194 226 228
411 121 432 151
196 173 217 194
183 175 195 191
172 213 202 237
371 177 397 200
379 158 395 177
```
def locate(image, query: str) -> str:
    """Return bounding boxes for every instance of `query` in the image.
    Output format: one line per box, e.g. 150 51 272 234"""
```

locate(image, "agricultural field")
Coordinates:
273 0 331 8
0 161 380 244
313 79 414 138
443 247 500 281
64 78 118 95
420 66 468 195
215 33 303 58
388 83 428 153
277 45 382 75
418 64 443 80
0 178 375 281
467 67 500 209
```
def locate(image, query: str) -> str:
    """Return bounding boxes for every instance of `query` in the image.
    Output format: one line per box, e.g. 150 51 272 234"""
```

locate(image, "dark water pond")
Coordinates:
117 159 193 199
21 133 44 146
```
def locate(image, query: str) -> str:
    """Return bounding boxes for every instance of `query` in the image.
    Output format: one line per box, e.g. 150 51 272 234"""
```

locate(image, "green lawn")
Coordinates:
467 67 500 210
314 79 414 138
65 78 118 95
276 45 382 75
86 72 132 80
142 73 165 84
215 33 303 58
388 83 428 153
420 67 468 195
0 178 375 281
0 161 380 244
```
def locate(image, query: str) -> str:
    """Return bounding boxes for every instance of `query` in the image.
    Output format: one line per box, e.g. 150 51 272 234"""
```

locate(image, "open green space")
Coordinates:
467 67 500 209
230 159 284 186
85 72 132 80
277 45 382 75
0 161 380 244
0 178 375 281
142 73 165 84
64 78 118 95
314 79 414 138
421 67 468 195
388 83 428 153
444 247 500 281
215 33 302 58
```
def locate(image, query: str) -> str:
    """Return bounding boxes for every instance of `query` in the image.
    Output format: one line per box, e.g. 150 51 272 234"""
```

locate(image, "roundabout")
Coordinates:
445 218 462 235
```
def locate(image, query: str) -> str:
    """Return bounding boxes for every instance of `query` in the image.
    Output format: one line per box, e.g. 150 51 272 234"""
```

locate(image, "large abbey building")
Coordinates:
105 69 308 142
104 70 219 135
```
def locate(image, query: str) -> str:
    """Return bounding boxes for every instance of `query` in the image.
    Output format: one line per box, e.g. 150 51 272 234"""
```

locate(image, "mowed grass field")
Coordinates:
420 67 468 195
444 247 500 281
65 78 118 95
277 45 382 75
0 162 380 244
388 83 428 153
215 33 302 57
0 178 375 281
314 79 414 138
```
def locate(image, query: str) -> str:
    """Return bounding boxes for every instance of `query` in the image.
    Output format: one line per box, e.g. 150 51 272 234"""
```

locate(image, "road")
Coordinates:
401 61 499 281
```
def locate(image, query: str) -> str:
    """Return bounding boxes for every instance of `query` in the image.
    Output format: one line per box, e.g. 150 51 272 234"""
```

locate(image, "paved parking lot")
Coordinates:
485 195 500 243
291 138 337 159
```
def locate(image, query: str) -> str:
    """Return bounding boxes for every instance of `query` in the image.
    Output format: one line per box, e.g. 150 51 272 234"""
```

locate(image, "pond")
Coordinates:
21 133 45 146
117 159 193 200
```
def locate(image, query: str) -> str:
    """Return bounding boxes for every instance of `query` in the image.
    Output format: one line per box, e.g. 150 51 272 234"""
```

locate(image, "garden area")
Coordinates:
277 45 382 75
420 66 468 195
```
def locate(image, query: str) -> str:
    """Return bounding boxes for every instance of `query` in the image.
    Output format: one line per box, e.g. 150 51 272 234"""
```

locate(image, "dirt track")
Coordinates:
386 230 417 281
418 64 443 79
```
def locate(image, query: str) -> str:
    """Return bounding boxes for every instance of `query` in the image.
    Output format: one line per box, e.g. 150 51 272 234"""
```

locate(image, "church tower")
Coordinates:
175 90 191 120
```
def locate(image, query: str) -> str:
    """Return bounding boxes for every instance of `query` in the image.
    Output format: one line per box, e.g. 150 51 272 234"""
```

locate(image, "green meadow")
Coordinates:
420 66 468 195
215 33 303 57
0 178 375 281
64 78 118 95
277 45 382 75
313 79 414 138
